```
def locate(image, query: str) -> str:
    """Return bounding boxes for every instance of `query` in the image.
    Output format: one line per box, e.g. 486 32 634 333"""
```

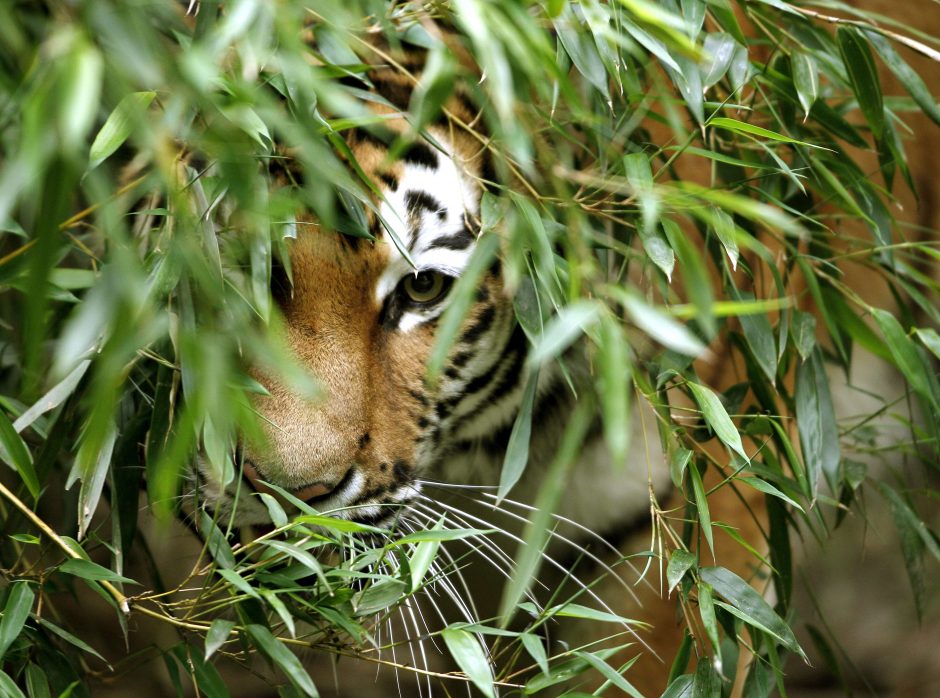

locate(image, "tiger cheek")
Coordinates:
374 324 436 476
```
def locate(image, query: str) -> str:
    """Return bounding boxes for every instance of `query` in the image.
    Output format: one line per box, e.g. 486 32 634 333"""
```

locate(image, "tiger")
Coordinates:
186 35 756 698
184 6 940 698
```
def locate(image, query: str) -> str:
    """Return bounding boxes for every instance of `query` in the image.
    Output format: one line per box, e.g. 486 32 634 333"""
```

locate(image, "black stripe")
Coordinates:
270 256 292 306
393 459 412 482
369 76 413 111
357 483 390 502
400 141 438 169
428 226 474 251
351 126 394 150
449 324 526 413
377 171 399 192
456 91 479 120
459 303 496 344
406 190 443 217
379 291 405 329
477 325 528 404
451 351 472 368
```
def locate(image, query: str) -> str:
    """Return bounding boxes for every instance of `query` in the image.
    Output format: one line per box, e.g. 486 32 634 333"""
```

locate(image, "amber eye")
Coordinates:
402 271 450 305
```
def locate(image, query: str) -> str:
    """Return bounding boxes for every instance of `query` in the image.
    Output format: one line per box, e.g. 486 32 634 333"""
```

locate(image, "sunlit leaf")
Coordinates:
441 627 495 698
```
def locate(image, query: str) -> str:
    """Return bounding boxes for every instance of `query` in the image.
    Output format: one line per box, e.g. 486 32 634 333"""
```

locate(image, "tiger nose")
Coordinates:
243 462 349 503
293 481 333 501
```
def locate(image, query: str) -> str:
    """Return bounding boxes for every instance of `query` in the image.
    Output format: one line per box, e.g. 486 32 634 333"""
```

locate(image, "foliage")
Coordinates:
0 0 939 696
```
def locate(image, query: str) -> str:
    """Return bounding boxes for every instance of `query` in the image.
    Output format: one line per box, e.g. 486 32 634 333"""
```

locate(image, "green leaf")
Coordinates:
524 649 618 694
500 401 593 624
409 519 444 592
441 627 495 698
667 549 696 592
0 671 26 698
246 625 319 697
8 534 39 545
0 581 34 661
697 582 722 670
520 633 549 676
575 651 644 698
261 589 296 639
428 234 500 382
795 348 840 493
262 540 328 589
217 568 260 600
865 29 940 127
620 294 707 357
709 117 826 148
838 26 884 139
710 207 739 270
876 482 940 562
24 664 50 698
738 476 804 512
498 368 539 500
915 327 940 362
662 674 695 698
792 51 819 118
701 33 736 89
0 409 39 499
688 382 747 461
872 309 940 412
527 301 601 368
88 91 156 169
670 447 693 488
409 46 457 131
790 311 816 361
700 566 805 658
12 359 91 436
390 528 494 545
353 579 407 616
596 318 632 468
692 657 721 698
540 602 640 625
689 463 714 555
736 297 777 385
205 619 235 660
59 558 138 585
73 420 117 539
555 11 610 98
293 514 383 535
37 618 107 664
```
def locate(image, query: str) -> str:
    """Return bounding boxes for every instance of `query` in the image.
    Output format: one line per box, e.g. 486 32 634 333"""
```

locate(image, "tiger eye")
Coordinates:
402 271 448 304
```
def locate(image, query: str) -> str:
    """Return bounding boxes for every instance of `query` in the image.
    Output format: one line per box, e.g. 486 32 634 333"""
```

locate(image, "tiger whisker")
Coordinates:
409 500 546 599
414 494 652 651
430 486 647 605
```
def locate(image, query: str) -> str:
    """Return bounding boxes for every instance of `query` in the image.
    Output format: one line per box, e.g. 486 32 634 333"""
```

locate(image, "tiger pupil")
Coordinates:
413 273 434 292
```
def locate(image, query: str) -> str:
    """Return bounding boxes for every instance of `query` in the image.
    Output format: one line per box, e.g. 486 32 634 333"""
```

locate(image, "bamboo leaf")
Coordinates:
795 348 841 493
246 625 319 697
441 627 495 698
59 559 138 585
688 382 747 461
792 51 819 118
700 566 805 658
88 91 156 169
0 582 34 662
838 26 884 139
667 549 696 592
0 410 39 499
498 368 539 500
205 619 235 661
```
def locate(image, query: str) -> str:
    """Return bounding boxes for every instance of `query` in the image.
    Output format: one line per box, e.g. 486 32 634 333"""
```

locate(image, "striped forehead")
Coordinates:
374 141 479 305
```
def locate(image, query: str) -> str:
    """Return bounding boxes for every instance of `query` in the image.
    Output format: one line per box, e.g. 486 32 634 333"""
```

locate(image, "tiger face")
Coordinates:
197 127 523 527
